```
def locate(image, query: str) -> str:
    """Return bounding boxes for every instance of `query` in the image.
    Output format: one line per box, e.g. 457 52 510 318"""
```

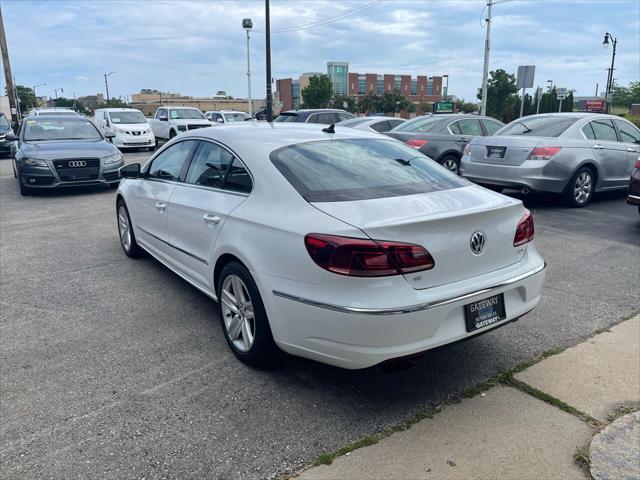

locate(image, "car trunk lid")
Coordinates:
312 185 526 289
469 136 547 166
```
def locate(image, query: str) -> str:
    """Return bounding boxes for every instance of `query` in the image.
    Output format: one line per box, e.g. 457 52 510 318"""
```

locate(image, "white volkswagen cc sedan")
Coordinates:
116 123 546 369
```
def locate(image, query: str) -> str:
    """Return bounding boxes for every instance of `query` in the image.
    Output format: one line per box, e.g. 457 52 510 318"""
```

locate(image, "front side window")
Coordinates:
148 140 196 181
271 138 468 202
613 120 640 144
23 119 102 141
497 116 579 137
482 119 503 135
156 109 167 119
185 141 234 188
590 119 618 142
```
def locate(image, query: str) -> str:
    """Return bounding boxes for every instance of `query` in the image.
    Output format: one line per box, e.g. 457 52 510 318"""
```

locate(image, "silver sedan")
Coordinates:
460 113 640 206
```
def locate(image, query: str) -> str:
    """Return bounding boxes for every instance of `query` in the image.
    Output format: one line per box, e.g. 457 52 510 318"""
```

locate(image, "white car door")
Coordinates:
129 140 198 257
165 140 252 289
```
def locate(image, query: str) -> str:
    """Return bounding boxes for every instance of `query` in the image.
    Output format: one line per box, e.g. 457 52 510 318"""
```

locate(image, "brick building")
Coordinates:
277 61 446 111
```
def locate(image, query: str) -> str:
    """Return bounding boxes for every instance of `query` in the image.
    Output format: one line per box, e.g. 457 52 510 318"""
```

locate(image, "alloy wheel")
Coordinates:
118 205 131 251
573 171 592 205
221 274 255 352
442 157 459 174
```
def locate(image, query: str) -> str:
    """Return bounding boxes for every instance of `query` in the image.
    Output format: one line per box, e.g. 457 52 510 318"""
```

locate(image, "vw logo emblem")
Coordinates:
68 160 87 168
470 231 486 255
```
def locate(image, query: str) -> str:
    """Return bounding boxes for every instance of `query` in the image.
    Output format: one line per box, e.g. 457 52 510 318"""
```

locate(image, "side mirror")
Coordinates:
119 163 141 179
159 115 168 122
5 133 16 141
104 129 116 139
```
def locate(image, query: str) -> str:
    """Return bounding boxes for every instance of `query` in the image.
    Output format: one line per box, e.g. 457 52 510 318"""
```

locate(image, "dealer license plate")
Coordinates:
464 293 506 332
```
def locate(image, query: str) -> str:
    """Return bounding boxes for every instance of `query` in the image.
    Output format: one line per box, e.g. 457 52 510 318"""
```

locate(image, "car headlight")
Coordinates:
103 153 123 164
112 126 123 133
177 125 187 131
23 158 48 167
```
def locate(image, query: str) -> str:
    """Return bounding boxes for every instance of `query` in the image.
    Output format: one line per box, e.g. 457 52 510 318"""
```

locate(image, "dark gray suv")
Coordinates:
386 114 504 174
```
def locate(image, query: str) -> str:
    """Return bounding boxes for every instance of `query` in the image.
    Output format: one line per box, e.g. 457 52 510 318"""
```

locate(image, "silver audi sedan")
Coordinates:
459 113 640 207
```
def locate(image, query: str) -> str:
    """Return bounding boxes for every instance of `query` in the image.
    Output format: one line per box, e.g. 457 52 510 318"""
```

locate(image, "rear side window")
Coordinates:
497 116 579 137
387 119 405 130
590 119 618 142
613 120 640 144
457 119 483 136
448 121 461 134
270 138 468 202
370 120 390 132
582 123 596 139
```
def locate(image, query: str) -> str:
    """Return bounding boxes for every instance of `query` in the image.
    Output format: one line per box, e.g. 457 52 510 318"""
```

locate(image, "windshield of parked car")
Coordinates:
274 113 299 122
270 138 469 202
391 116 444 133
169 109 205 120
23 118 102 141
109 111 147 124
224 112 251 122
0 114 9 128
497 116 579 137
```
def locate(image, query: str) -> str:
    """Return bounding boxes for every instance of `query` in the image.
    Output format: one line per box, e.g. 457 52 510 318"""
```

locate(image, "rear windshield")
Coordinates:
270 138 468 202
274 113 299 122
497 116 579 137
391 116 444 133
337 118 369 127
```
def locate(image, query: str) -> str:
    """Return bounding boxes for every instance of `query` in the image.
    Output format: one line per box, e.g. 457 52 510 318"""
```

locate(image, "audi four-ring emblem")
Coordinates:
68 161 87 167
470 231 486 255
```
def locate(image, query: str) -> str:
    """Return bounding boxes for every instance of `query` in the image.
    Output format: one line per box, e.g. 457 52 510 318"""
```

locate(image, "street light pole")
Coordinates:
104 71 115 107
265 0 273 122
54 87 63 100
32 83 46 106
479 0 493 116
603 32 617 114
242 18 253 117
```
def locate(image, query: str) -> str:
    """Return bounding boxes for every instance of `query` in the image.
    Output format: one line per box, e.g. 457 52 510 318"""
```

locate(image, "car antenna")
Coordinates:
322 124 335 134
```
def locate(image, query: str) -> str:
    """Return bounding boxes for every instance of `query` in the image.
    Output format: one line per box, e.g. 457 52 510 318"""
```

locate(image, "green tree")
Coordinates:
380 89 409 114
53 97 89 115
358 93 381 114
416 101 433 115
5 85 38 113
613 81 640 107
301 75 333 108
455 100 478 113
329 95 357 113
477 69 518 122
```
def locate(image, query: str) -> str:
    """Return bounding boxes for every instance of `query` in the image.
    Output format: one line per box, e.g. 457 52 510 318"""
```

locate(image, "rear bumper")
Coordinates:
259 247 546 369
113 134 155 148
627 194 640 206
460 155 568 193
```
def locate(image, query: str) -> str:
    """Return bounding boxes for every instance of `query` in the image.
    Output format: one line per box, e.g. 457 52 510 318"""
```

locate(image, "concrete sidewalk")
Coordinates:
294 315 640 480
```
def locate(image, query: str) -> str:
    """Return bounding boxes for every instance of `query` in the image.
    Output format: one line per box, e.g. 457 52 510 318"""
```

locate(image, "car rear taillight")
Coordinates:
513 210 535 247
304 233 434 277
406 139 428 149
463 144 472 156
527 147 561 161
635 157 640 169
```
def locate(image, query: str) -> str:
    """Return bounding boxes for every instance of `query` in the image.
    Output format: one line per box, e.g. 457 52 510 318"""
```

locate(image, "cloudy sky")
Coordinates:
2 0 639 102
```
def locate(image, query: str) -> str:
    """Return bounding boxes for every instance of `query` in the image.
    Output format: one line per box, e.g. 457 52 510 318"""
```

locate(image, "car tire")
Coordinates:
440 155 460 175
216 261 280 368
18 175 31 196
169 130 176 139
564 166 594 207
116 199 145 258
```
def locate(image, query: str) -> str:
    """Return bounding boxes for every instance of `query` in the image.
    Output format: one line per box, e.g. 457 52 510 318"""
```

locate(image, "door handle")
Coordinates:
592 144 605 149
155 202 167 212
203 213 221 225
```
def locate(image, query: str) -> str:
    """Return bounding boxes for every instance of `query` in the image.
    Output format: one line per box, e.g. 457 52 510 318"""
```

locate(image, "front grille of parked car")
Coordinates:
103 171 119 181
53 158 101 182
187 124 209 130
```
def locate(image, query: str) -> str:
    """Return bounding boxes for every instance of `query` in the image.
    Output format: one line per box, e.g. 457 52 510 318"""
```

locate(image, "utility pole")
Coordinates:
243 18 253 117
104 71 114 107
536 86 541 114
479 0 492 116
603 32 617 114
0 5 19 128
265 0 273 122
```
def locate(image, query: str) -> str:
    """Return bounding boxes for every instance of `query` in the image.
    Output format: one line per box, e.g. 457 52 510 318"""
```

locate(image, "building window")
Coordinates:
426 78 434 96
376 78 384 95
410 79 418 96
358 77 365 95
292 81 300 109
394 76 401 91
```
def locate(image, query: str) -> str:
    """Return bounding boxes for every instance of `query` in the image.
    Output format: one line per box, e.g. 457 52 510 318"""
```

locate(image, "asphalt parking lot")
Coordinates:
1 149 638 480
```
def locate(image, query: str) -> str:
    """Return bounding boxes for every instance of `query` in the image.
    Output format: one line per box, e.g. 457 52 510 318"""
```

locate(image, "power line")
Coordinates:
254 0 387 33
